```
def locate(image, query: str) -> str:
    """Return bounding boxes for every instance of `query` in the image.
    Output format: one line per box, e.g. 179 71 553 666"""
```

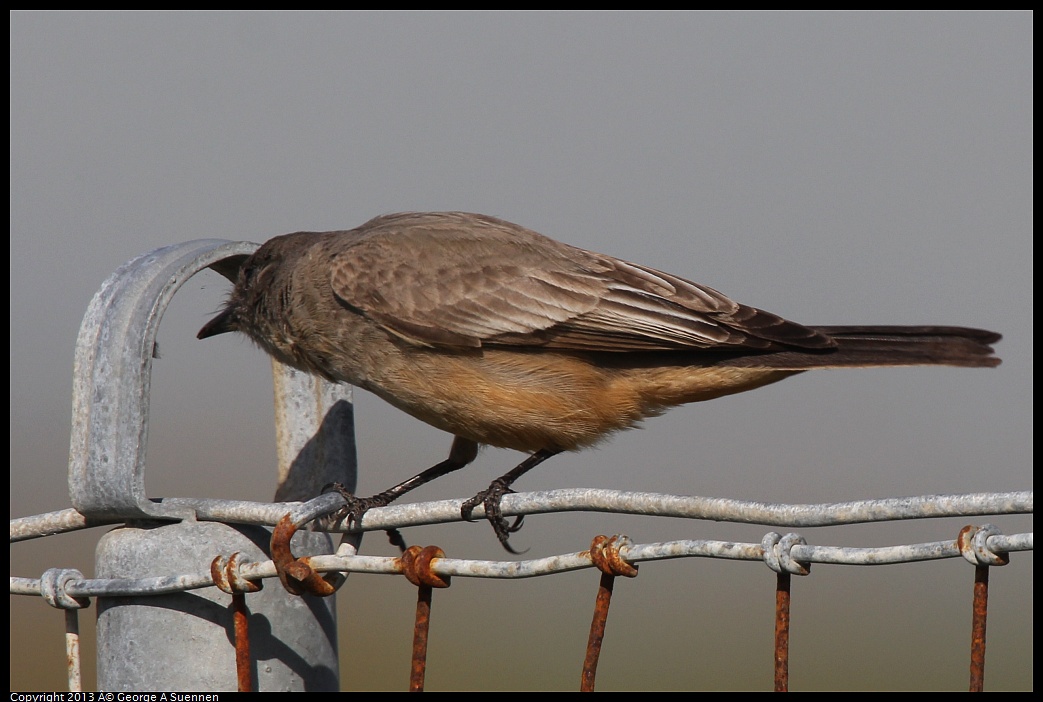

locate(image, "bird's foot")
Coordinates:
322 483 409 552
323 483 391 527
461 479 526 553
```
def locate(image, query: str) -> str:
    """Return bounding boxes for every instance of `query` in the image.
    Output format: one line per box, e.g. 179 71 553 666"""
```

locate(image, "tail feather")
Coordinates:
812 325 1001 345
694 325 1001 370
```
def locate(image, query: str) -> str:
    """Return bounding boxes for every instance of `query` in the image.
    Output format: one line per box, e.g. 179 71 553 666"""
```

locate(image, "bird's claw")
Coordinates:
321 481 410 554
322 482 386 529
461 481 526 553
321 484 409 552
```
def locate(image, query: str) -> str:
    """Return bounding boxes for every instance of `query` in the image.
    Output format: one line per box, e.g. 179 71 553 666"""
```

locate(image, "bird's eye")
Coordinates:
239 261 265 288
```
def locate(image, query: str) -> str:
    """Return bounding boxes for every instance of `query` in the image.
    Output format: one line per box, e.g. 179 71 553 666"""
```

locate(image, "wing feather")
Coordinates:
328 212 833 352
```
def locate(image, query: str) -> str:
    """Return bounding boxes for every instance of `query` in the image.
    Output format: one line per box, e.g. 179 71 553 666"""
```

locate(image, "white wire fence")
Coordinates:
10 488 1032 691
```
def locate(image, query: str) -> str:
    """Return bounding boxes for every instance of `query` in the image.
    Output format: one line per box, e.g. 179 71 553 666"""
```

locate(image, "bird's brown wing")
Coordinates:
329 212 833 352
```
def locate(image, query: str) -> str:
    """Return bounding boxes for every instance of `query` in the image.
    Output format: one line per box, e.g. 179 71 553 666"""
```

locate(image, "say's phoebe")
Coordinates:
199 211 1001 549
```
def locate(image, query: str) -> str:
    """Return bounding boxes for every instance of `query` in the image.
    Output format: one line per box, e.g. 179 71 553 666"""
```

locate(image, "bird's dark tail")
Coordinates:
811 326 1001 367
702 326 1001 370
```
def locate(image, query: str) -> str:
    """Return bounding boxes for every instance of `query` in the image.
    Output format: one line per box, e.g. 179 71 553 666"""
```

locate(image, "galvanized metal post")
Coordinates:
72 240 352 691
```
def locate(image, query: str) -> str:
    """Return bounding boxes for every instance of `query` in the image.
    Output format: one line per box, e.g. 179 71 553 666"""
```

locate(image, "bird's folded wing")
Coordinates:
329 212 832 352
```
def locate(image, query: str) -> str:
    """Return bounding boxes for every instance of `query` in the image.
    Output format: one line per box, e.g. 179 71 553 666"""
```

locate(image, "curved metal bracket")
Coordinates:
68 239 259 519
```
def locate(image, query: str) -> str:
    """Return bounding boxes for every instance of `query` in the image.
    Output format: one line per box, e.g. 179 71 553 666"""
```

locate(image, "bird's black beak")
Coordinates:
198 307 237 340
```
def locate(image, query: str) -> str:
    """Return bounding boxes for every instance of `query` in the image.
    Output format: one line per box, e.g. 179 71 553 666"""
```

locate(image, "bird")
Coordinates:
198 211 1001 550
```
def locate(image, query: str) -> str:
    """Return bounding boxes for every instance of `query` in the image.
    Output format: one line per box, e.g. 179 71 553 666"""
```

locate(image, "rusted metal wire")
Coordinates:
774 572 791 693
581 535 638 691
211 552 264 595
400 545 452 589
232 593 253 692
211 553 262 692
760 533 808 693
588 534 639 579
969 565 989 692
399 546 450 692
955 523 1010 692
410 585 434 693
271 513 344 596
581 572 615 692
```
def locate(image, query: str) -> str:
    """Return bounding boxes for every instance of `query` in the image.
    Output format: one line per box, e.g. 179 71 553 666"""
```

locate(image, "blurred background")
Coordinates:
10 11 1031 691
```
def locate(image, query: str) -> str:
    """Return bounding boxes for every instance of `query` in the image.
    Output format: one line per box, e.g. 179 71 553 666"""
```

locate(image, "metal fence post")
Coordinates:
72 240 353 690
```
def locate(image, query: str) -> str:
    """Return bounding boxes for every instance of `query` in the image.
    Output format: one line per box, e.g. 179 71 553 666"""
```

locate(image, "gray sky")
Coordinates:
11 12 1031 691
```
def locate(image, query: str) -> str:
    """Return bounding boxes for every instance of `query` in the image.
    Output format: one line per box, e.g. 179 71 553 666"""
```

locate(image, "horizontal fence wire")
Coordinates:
11 488 1033 540
10 489 1033 599
10 530 1033 599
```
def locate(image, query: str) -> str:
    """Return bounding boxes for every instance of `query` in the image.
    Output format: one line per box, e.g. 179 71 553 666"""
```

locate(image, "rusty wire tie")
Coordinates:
211 552 263 693
761 532 811 693
271 512 346 597
957 524 1010 693
395 545 451 692
581 534 638 692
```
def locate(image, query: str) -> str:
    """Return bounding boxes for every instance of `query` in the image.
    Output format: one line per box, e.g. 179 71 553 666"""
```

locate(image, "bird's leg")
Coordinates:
326 436 479 538
461 448 562 552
